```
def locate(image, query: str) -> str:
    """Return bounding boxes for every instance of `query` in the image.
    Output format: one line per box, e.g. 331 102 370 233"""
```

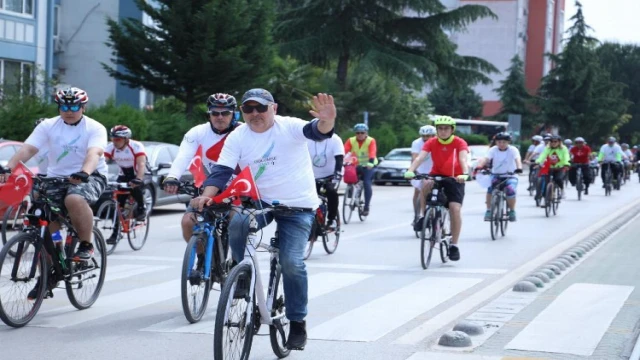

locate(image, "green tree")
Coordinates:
428 81 483 119
493 55 533 130
275 0 497 90
103 0 275 116
596 42 640 143
86 98 149 140
538 1 630 140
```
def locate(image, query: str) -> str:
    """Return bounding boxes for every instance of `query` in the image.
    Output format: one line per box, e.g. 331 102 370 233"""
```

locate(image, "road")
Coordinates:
2 175 640 360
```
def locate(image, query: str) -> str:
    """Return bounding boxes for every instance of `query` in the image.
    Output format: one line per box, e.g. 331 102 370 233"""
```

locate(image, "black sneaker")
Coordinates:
73 241 94 262
106 235 118 245
362 207 370 216
584 187 589 195
286 320 307 350
135 207 147 221
449 245 460 261
413 216 424 232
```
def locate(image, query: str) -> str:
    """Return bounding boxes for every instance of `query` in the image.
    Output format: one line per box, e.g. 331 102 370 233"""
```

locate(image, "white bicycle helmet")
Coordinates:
419 125 436 136
532 135 543 142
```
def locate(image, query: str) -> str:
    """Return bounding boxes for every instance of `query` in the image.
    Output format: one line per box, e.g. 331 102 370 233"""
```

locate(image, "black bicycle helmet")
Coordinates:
495 132 512 141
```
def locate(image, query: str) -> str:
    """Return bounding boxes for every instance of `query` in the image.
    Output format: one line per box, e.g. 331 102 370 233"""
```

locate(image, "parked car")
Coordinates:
373 148 412 185
467 144 491 179
93 141 194 212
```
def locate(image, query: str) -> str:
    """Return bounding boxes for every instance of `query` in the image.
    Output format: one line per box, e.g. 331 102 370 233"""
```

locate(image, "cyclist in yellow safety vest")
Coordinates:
344 123 378 216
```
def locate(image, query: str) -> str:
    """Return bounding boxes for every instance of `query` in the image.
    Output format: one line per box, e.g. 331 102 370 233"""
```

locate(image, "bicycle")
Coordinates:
304 178 341 260
0 176 107 328
213 200 312 359
485 172 515 241
543 172 562 218
414 174 450 270
572 164 584 201
342 177 366 224
94 182 151 255
175 181 233 323
527 163 538 196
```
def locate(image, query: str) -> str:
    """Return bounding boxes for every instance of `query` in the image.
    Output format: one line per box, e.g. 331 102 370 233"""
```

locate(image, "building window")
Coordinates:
0 59 34 95
2 0 33 15
53 5 60 37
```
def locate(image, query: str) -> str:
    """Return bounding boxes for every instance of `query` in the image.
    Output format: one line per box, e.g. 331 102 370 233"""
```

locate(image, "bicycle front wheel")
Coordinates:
95 200 119 255
0 233 47 327
181 236 211 323
500 195 508 236
269 261 290 358
323 210 340 255
214 262 254 360
420 208 435 270
490 193 499 240
342 186 353 224
65 229 107 310
544 183 553 217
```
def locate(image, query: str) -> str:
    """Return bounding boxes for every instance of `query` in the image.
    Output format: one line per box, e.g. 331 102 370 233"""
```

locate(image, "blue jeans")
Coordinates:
228 207 314 321
356 166 375 208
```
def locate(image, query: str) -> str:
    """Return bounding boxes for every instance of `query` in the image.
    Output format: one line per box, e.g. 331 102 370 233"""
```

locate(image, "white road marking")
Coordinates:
309 277 483 342
505 283 633 356
405 353 502 360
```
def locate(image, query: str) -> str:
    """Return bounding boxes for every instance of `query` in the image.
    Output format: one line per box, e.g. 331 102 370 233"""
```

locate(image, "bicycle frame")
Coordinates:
186 212 228 282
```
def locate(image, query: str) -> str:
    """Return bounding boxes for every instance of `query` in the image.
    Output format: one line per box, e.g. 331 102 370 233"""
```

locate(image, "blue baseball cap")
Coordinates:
241 88 275 105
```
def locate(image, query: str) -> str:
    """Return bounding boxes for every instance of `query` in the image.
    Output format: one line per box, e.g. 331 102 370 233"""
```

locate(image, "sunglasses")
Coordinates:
241 104 269 114
355 132 366 135
208 110 233 117
111 137 125 141
59 104 81 112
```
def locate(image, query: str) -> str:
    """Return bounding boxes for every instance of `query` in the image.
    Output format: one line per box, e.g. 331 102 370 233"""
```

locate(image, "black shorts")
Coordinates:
66 173 107 205
436 177 465 205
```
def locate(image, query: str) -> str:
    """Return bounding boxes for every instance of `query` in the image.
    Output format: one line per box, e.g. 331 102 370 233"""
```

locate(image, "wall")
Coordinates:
55 0 119 106
0 10 37 63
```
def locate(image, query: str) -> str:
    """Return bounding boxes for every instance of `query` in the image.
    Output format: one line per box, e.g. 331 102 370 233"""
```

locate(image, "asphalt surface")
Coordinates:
2 174 640 360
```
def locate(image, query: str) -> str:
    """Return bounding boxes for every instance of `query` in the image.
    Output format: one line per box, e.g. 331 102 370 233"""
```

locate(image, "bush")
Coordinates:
519 140 532 158
144 110 196 145
456 133 489 145
0 94 57 141
86 98 149 140
369 123 399 155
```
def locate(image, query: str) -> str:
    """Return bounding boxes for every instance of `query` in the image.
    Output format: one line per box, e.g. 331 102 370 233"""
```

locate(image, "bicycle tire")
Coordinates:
1 202 27 254
545 183 553 218
181 235 212 323
342 186 353 224
323 209 340 254
500 194 508 237
65 228 107 310
127 212 150 251
439 209 450 263
490 192 499 240
95 200 119 255
420 208 435 269
528 171 535 196
553 186 561 215
304 221 316 260
0 233 47 327
357 187 367 222
576 170 583 201
213 262 254 360
269 262 290 358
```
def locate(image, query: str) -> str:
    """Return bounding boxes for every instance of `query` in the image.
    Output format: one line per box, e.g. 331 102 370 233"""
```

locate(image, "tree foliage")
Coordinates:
428 81 483 119
537 1 630 141
493 55 534 130
103 0 275 116
275 0 497 90
596 42 640 143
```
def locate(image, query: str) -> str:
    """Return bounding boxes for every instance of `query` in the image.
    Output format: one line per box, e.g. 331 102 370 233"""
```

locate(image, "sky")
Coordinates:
563 0 640 44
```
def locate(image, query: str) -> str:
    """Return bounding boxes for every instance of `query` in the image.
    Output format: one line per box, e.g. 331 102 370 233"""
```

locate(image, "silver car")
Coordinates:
373 148 413 185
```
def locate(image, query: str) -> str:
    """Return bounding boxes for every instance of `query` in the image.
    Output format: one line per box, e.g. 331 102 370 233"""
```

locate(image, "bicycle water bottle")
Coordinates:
123 198 133 218
431 188 439 203
52 231 63 251
272 200 280 206
319 203 327 216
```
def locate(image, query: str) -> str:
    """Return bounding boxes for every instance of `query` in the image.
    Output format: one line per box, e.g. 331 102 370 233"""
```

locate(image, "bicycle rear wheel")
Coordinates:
181 235 212 323
0 233 47 327
95 200 119 255
269 261 290 358
127 212 150 251
420 208 435 269
214 262 254 360
65 228 107 310
304 221 316 260
342 186 353 224
323 209 340 254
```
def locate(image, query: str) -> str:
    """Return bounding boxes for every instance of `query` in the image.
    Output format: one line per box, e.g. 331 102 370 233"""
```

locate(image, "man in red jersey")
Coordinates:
568 137 592 194
404 115 469 261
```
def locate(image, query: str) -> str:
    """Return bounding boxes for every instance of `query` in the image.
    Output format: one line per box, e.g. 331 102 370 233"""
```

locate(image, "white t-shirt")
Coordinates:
25 116 108 177
533 143 546 156
486 145 520 174
104 140 147 175
411 137 433 174
599 143 624 163
527 144 536 153
217 115 320 209
168 123 242 179
623 149 632 161
307 134 345 179
35 146 49 175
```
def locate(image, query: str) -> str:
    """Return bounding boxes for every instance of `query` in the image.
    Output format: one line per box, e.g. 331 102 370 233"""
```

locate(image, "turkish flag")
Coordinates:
212 166 260 205
188 145 206 188
0 163 34 210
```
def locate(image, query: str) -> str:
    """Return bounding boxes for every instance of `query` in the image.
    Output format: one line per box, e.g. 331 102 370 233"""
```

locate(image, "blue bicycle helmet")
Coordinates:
353 123 369 132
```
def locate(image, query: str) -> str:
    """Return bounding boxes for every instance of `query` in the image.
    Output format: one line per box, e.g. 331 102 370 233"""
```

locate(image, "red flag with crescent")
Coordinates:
188 145 206 188
0 163 33 210
212 166 260 205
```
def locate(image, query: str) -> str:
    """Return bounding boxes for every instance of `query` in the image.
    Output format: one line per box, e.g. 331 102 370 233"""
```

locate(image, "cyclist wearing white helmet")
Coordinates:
568 137 592 194
564 139 573 151
524 135 543 163
103 125 149 243
410 125 436 228
344 123 378 216
621 143 633 180
598 136 624 188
